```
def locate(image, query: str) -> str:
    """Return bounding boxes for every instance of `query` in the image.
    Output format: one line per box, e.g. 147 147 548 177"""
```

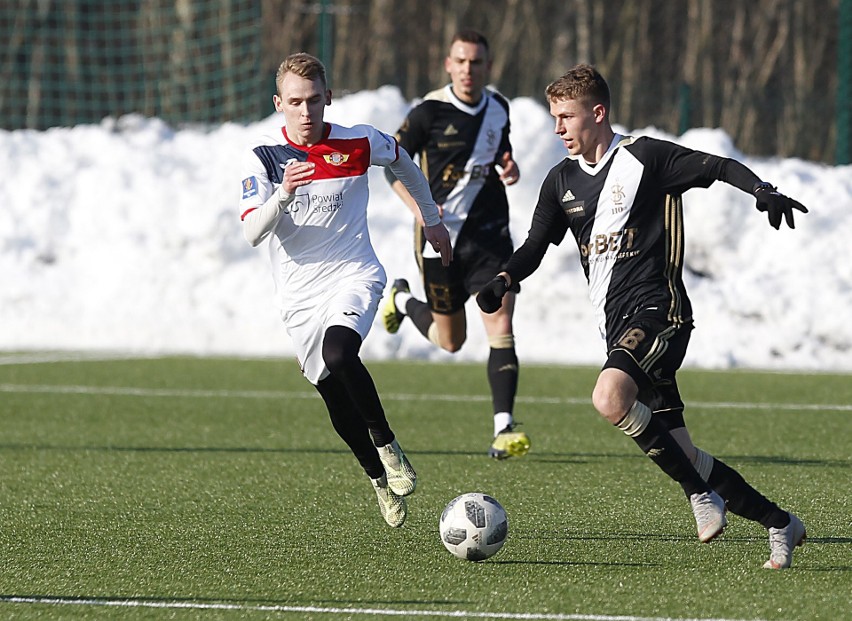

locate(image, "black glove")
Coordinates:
753 182 808 230
477 275 518 314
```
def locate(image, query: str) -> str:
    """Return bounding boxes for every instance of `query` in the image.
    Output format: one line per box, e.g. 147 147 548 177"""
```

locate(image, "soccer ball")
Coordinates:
439 492 508 561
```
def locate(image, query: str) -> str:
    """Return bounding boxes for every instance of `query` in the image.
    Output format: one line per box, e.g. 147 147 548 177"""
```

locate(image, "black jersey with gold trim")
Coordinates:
391 85 513 253
506 135 736 343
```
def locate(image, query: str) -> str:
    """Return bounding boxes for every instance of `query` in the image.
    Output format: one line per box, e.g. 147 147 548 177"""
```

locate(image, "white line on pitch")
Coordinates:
0 595 769 621
0 352 158 365
0 382 850 412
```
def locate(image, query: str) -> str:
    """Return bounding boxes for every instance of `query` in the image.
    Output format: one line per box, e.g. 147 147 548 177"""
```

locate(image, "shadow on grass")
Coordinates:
519 531 852 546
528 452 850 468
494 559 660 567
0 443 352 455
523 531 709 544
0 444 623 461
0 444 848 468
716 454 850 468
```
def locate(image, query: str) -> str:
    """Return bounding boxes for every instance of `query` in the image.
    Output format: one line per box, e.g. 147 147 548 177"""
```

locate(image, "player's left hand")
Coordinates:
498 152 520 186
424 222 453 266
753 183 808 230
476 274 518 314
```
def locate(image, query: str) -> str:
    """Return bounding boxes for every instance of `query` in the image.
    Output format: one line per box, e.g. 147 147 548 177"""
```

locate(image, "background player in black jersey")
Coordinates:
382 30 529 460
477 64 808 568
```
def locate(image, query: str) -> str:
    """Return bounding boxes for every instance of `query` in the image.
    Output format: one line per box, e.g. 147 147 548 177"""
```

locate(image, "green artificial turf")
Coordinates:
0 354 849 620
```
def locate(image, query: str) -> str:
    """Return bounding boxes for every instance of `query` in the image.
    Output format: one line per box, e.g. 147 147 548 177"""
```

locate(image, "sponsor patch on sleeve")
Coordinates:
241 176 258 199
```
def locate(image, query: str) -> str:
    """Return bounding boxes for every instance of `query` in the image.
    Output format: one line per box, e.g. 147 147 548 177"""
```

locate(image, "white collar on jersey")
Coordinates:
575 133 635 175
444 84 489 115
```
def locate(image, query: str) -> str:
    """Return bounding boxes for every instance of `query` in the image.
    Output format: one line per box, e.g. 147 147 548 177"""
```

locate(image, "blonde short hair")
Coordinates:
275 53 327 94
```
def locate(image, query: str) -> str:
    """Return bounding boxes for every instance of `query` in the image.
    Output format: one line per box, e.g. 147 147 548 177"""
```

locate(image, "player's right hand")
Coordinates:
282 161 315 194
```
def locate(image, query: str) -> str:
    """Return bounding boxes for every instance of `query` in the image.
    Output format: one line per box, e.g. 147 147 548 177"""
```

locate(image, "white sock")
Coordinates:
493 412 513 437
394 291 413 315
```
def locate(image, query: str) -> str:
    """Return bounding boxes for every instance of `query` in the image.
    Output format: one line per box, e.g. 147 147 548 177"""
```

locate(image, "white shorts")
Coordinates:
282 278 383 385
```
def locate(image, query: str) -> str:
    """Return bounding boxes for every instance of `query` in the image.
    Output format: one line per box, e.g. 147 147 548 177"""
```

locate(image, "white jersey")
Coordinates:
239 122 399 312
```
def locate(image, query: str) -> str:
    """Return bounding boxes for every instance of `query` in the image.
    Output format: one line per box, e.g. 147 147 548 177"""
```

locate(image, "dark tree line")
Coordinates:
1 0 846 163
263 0 846 163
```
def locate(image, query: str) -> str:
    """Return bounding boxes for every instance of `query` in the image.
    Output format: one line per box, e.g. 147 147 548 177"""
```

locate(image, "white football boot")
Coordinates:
377 438 416 496
763 512 806 569
689 490 727 542
370 473 406 528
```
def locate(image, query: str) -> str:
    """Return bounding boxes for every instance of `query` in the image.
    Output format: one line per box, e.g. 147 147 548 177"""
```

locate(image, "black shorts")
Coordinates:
416 224 513 315
602 310 693 427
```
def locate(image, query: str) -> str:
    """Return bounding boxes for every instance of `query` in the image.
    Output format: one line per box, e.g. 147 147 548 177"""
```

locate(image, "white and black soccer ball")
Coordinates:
439 492 508 561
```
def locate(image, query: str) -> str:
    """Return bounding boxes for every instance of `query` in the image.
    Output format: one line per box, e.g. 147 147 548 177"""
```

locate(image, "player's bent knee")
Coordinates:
322 348 357 375
321 326 361 375
591 385 626 423
429 322 465 352
440 337 465 353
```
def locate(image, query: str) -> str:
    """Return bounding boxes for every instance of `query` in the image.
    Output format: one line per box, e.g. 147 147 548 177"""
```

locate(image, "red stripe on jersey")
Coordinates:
240 207 257 221
306 138 372 181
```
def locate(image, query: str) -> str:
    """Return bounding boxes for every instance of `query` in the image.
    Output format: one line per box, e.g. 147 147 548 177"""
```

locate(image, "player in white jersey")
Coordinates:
478 65 807 568
239 53 452 528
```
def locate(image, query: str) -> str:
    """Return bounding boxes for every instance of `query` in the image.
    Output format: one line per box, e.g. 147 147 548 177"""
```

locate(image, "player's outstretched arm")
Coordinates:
752 182 809 230
712 156 808 230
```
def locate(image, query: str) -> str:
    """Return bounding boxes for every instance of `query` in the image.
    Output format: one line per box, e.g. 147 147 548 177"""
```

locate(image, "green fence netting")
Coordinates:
0 0 265 129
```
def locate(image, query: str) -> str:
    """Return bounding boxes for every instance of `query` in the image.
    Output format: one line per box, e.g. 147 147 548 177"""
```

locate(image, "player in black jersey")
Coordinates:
478 64 807 568
382 30 529 459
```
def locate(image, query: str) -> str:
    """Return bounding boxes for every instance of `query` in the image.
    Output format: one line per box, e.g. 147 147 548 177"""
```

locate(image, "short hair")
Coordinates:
275 52 327 93
545 64 610 110
450 29 490 57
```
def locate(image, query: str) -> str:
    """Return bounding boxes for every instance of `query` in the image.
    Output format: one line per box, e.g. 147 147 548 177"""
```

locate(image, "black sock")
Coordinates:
708 457 790 528
628 415 711 497
315 375 384 479
322 326 394 447
405 297 434 338
487 347 519 415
